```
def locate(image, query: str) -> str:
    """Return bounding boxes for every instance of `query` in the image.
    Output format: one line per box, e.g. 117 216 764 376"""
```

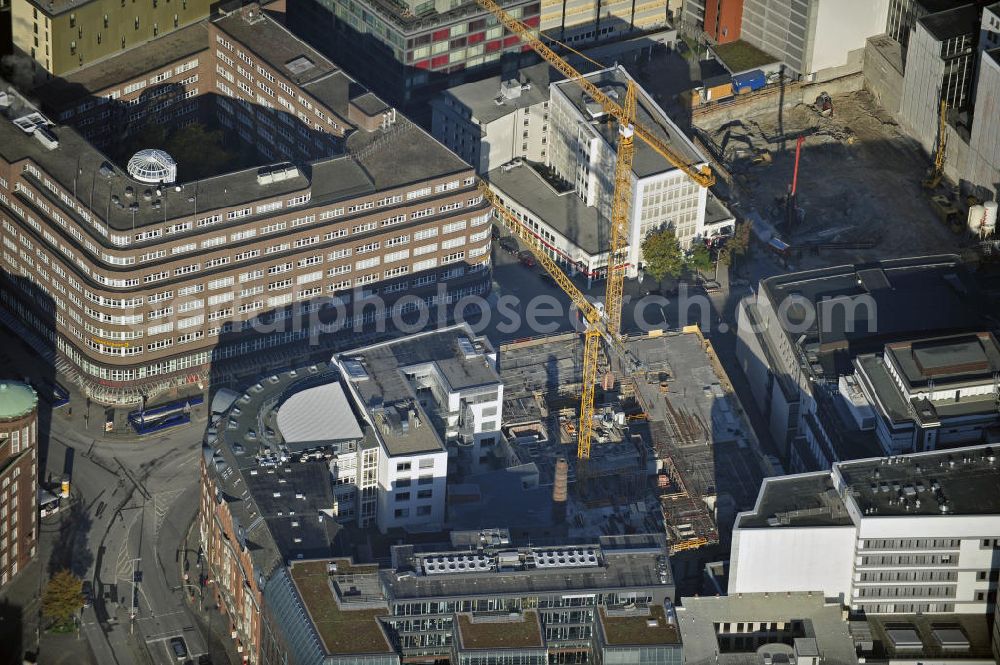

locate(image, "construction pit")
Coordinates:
495 329 771 589
697 90 974 270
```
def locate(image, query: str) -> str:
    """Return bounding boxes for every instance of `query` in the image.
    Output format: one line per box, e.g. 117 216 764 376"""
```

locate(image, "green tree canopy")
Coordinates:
687 242 713 273
719 222 751 266
42 569 83 629
641 228 685 281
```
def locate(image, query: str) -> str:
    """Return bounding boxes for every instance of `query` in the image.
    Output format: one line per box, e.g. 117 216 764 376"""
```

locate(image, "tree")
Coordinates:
168 123 235 181
719 222 751 266
42 570 83 630
641 228 685 281
687 242 713 274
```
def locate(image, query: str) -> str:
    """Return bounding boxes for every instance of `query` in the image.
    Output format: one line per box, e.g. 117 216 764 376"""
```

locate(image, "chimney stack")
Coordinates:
552 457 568 522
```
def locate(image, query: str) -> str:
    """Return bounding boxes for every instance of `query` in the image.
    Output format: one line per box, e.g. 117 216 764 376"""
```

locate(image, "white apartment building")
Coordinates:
852 332 1000 456
333 325 504 532
431 64 554 175
729 444 1000 615
546 67 711 257
435 64 728 281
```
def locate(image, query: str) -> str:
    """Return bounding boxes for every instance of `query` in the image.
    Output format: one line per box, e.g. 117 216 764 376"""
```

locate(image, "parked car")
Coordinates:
518 251 536 268
170 637 188 661
81 581 93 609
730 278 750 288
499 237 518 255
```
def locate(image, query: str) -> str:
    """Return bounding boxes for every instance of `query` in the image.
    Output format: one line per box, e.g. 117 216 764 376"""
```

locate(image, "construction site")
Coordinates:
497 328 769 591
694 89 985 270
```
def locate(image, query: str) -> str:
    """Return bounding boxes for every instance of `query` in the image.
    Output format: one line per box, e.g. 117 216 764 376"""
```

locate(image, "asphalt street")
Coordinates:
1 229 789 665
0 326 226 665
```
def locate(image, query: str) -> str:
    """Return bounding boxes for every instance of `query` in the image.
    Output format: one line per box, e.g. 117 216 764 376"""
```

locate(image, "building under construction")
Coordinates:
498 328 770 554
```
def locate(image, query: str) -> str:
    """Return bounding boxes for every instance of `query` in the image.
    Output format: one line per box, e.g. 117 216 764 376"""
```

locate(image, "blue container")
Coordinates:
731 69 767 94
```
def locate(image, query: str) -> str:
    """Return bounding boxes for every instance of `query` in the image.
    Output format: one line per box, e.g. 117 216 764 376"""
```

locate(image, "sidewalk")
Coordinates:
178 520 238 665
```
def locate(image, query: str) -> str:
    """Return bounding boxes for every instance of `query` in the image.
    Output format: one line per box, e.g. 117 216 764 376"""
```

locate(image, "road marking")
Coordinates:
152 489 185 534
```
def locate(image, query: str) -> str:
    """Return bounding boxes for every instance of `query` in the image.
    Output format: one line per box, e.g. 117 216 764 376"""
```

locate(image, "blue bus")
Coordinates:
127 395 205 435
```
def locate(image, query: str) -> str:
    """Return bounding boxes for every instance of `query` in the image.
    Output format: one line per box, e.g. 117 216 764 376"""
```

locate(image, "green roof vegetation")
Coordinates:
290 561 393 656
712 40 779 73
457 612 545 650
599 605 681 646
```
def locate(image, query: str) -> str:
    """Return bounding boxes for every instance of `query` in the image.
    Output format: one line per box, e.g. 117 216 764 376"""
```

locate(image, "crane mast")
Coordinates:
477 0 713 461
475 0 714 188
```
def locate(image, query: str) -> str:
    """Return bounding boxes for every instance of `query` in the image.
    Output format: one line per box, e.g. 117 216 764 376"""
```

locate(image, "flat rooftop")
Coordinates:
710 40 779 73
339 327 500 456
34 22 210 108
2 11 467 234
737 472 854 529
456 612 545 651
488 163 606 255
289 560 394 657
887 332 1000 389
442 61 554 125
837 445 1000 517
856 355 999 426
342 0 530 34
919 3 981 41
598 605 680 646
203 361 358 575
551 66 705 179
759 255 986 375
382 546 672 600
677 593 858 665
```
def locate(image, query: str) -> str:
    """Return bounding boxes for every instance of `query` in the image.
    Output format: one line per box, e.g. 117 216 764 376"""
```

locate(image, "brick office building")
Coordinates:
0 5 492 405
0 381 38 589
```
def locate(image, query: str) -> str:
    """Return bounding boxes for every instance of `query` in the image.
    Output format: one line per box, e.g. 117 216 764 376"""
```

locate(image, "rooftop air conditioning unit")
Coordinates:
500 79 523 101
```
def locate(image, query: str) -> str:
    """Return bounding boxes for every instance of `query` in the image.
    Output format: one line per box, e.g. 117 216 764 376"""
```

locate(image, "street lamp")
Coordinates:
126 557 141 635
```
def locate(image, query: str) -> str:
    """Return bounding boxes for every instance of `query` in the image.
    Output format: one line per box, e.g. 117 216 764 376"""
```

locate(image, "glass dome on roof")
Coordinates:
127 149 177 184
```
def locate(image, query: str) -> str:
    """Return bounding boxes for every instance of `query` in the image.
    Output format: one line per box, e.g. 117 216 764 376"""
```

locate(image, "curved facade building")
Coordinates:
0 7 492 404
0 381 38 589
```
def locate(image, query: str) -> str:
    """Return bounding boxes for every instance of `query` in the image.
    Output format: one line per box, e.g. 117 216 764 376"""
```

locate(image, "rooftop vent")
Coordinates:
257 163 299 185
500 78 523 101
456 336 479 360
285 56 316 77
127 149 177 184
343 358 369 381
34 126 58 150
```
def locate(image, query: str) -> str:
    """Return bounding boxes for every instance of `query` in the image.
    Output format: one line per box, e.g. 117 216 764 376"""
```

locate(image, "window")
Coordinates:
395 462 411 472
395 492 410 502
394 508 409 518
413 258 437 272
417 505 432 516
417 489 433 499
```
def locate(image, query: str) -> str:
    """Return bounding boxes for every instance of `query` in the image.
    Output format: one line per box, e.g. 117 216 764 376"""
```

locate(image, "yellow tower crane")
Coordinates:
477 0 714 461
922 99 948 190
